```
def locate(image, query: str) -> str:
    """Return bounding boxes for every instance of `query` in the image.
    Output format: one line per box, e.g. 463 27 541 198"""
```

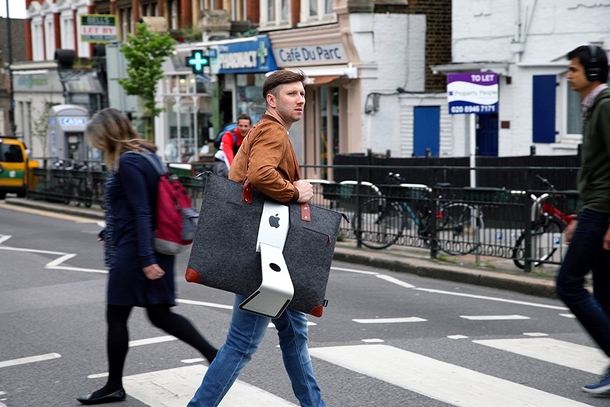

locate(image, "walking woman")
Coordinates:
77 108 217 405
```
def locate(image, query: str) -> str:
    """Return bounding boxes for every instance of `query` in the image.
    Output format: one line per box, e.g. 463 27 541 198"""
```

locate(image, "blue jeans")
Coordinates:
556 209 610 357
188 294 325 407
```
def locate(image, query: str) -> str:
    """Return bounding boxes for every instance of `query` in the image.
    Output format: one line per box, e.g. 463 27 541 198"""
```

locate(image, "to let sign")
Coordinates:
80 14 117 43
447 73 498 115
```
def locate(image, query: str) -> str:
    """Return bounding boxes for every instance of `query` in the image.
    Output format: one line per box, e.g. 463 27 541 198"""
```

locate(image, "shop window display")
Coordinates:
236 73 266 124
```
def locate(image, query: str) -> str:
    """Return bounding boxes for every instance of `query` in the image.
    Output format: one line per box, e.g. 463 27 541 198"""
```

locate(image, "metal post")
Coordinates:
5 0 15 134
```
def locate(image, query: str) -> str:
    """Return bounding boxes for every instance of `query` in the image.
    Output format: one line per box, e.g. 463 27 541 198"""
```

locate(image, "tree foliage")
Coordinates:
119 23 175 118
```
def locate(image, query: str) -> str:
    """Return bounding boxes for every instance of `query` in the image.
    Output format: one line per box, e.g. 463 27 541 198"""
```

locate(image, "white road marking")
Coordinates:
310 344 593 407
177 299 233 310
130 336 177 347
460 315 530 321
560 313 576 318
123 364 298 407
375 274 416 288
0 235 11 244
352 317 427 324
0 353 61 368
447 335 469 339
0 245 65 255
0 239 107 273
415 287 569 310
474 337 609 375
524 332 549 337
331 266 379 275
333 264 568 312
362 339 385 343
0 201 98 222
182 358 205 364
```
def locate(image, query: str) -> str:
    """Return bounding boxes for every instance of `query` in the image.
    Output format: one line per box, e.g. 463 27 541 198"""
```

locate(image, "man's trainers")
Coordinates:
583 366 610 394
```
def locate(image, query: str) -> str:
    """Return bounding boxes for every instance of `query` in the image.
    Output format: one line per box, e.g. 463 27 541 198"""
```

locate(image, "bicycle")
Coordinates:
355 172 484 255
511 175 576 269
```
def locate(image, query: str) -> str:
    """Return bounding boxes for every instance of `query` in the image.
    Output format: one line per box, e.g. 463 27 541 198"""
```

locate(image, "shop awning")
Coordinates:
305 75 340 85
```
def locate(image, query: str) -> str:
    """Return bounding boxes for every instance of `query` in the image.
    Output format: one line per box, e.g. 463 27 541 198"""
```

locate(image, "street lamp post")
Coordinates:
5 0 15 135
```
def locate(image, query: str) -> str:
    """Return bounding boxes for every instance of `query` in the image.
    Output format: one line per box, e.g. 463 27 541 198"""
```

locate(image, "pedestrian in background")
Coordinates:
212 113 252 177
188 70 325 407
77 108 217 405
557 44 610 395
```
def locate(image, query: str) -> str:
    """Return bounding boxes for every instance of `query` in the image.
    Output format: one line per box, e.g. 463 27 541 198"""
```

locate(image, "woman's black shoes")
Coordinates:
77 388 126 405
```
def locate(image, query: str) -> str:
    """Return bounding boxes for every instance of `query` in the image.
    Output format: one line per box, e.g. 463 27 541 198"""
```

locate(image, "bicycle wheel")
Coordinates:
355 197 404 249
437 203 481 255
512 216 567 269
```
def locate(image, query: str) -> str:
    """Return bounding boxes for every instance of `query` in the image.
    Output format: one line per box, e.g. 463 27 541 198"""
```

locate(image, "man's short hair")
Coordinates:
262 70 306 99
237 113 251 124
567 45 609 83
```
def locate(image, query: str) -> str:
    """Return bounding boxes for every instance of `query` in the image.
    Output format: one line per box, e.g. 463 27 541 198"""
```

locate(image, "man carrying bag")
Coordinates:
188 70 326 407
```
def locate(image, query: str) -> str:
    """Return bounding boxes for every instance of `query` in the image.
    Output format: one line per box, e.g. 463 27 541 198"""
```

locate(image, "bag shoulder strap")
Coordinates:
127 150 166 176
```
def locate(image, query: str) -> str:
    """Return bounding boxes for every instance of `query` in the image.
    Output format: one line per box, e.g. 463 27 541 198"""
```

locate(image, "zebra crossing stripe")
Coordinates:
309 344 592 407
473 337 608 375
123 364 297 407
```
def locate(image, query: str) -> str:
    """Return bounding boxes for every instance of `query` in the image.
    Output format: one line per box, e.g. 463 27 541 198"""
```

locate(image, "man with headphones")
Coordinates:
558 44 610 395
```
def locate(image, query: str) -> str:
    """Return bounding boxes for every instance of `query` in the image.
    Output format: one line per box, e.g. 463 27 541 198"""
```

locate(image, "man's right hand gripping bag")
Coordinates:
185 173 345 317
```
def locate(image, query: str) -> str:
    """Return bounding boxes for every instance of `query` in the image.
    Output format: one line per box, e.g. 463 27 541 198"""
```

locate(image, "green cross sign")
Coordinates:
187 50 210 73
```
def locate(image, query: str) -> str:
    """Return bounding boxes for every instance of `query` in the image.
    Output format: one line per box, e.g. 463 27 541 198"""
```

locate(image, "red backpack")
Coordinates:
136 152 199 255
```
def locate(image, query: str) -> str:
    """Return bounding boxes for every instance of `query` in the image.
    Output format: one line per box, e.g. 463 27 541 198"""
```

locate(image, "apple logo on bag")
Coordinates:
269 214 280 228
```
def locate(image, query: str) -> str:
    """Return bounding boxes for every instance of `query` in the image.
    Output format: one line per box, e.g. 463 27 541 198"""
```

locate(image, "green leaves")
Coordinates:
118 22 175 118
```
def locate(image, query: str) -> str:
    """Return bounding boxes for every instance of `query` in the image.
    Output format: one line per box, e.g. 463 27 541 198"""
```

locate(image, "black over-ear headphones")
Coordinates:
586 44 601 82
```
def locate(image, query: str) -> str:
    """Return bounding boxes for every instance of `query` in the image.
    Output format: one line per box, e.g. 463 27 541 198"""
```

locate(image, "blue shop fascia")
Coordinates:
158 35 277 163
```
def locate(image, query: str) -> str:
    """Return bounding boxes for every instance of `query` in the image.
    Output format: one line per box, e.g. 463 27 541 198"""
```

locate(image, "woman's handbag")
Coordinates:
185 172 345 317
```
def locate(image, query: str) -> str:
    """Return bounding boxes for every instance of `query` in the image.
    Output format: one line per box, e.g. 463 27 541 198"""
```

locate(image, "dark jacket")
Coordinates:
577 88 610 213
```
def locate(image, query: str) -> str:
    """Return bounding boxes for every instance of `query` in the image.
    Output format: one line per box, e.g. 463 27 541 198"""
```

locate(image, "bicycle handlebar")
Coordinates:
536 174 555 190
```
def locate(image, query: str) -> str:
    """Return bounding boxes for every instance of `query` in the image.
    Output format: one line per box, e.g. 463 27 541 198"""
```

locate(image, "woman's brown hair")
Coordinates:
85 108 157 171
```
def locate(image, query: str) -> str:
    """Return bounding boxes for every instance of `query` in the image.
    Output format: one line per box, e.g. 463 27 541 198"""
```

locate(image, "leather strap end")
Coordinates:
300 203 311 222
242 180 253 204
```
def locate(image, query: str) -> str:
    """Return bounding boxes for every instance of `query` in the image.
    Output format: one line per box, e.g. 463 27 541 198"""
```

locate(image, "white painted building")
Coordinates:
431 0 610 157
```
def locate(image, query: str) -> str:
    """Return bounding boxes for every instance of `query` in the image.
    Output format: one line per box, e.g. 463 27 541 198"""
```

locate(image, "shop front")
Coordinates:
156 35 277 164
268 24 358 179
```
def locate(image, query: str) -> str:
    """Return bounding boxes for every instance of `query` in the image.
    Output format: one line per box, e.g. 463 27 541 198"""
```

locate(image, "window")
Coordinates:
45 17 55 61
261 0 290 27
170 0 178 30
231 0 248 21
32 20 44 61
302 0 334 23
61 16 74 49
120 8 133 41
566 77 610 135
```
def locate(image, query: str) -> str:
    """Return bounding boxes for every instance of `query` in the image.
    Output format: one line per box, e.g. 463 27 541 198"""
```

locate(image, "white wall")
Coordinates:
452 0 610 156
350 13 426 157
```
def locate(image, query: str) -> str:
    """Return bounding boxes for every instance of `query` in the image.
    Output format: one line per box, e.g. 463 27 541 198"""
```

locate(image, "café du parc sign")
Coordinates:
80 14 117 43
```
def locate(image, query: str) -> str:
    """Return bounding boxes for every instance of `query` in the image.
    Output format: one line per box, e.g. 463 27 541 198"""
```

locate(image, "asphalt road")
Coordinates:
0 202 609 407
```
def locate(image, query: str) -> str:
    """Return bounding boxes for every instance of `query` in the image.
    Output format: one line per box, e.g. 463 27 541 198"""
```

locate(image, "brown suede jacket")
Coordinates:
229 114 300 203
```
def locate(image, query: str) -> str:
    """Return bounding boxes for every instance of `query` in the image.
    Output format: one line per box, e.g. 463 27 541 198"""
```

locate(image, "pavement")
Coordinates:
3 197 560 300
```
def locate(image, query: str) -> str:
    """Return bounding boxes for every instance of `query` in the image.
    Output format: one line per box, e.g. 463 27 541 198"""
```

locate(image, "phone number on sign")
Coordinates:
450 105 496 114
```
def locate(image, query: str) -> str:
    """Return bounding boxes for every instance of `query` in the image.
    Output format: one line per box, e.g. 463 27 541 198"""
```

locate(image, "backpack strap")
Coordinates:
127 150 166 175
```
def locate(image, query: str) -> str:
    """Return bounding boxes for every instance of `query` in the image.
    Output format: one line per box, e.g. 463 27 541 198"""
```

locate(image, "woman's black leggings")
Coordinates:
105 303 217 388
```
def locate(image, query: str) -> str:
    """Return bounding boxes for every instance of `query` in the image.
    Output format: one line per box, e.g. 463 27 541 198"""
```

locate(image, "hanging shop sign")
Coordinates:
447 73 498 115
217 37 278 74
80 14 117 43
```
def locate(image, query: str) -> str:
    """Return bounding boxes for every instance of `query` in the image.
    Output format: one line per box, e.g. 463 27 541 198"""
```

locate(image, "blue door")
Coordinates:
532 75 557 143
476 113 499 156
414 106 440 156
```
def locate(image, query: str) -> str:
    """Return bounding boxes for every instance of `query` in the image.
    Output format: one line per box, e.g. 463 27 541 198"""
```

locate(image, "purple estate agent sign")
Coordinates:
447 72 499 114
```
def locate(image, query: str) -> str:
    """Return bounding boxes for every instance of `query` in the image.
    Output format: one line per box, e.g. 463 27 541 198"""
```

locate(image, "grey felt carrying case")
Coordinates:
185 173 344 317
